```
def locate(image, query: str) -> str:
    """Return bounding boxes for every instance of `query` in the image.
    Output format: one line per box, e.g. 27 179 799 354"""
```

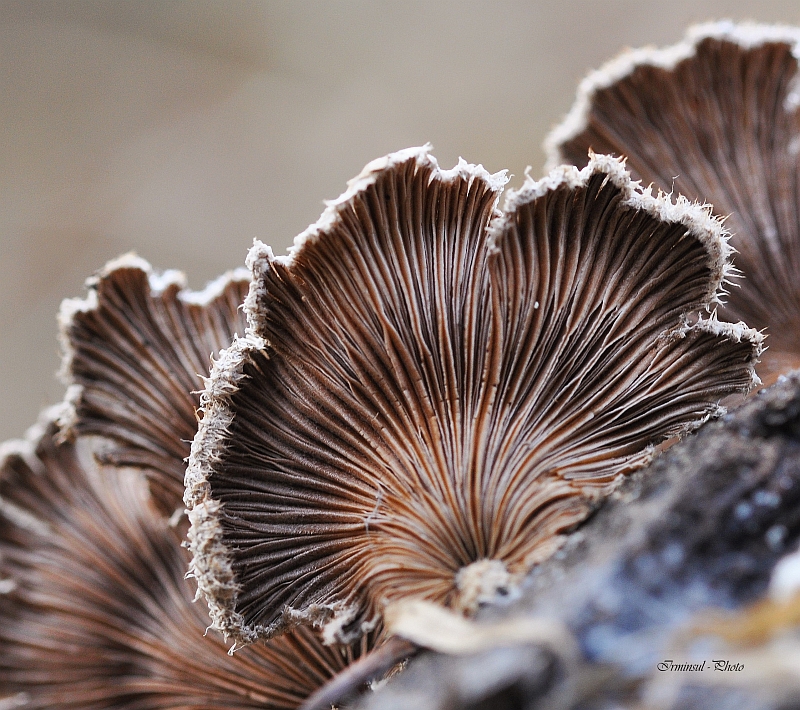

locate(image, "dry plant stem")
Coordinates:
186 145 763 647
548 21 800 383
299 636 419 710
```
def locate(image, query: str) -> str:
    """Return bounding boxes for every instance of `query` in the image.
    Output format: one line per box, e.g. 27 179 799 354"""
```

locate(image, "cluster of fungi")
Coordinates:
3 20 800 709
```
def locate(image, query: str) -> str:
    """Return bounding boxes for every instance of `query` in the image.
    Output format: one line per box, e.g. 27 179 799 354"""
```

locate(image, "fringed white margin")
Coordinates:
198 147 764 644
689 311 766 391
486 156 764 463
188 147 514 644
544 20 800 171
285 145 508 263
649 312 766 439
184 333 364 645
183 336 260 644
489 153 736 310
243 146 508 338
0 405 72 538
56 252 250 439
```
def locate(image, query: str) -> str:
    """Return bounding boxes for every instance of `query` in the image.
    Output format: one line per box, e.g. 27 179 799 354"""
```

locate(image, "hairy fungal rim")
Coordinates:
188 146 511 644
544 20 800 172
184 146 764 648
184 335 262 643
185 333 366 643
56 252 250 439
243 145 508 338
491 152 736 311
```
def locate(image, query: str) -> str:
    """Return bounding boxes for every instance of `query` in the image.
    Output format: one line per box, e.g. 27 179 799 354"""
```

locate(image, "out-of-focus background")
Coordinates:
3 0 800 442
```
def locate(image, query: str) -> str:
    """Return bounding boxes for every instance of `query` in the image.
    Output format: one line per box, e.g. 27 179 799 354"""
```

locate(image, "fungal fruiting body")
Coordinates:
0 412 369 709
59 254 251 516
185 146 763 648
0 257 377 709
547 21 800 384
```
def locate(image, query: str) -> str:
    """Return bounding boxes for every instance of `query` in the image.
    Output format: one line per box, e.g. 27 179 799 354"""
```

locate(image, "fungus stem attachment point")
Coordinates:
455 559 514 614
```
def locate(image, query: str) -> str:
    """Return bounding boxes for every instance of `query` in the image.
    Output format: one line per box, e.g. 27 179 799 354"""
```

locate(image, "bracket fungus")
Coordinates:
547 20 800 384
0 411 371 709
185 145 763 649
59 254 251 516
0 256 389 709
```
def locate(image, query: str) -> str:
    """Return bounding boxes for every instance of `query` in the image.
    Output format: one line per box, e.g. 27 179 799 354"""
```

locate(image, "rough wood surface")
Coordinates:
357 374 800 709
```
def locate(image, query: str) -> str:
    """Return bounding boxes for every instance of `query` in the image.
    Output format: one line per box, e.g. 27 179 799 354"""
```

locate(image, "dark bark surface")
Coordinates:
356 373 800 710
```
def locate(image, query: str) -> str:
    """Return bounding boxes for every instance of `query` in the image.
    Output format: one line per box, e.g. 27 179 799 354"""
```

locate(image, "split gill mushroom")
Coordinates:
184 145 764 652
547 20 800 385
0 410 373 710
58 254 252 518
0 256 385 709
3 20 792 704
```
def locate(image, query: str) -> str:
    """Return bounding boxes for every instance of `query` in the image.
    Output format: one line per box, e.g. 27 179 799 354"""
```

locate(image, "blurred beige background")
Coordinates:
3 0 800 442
